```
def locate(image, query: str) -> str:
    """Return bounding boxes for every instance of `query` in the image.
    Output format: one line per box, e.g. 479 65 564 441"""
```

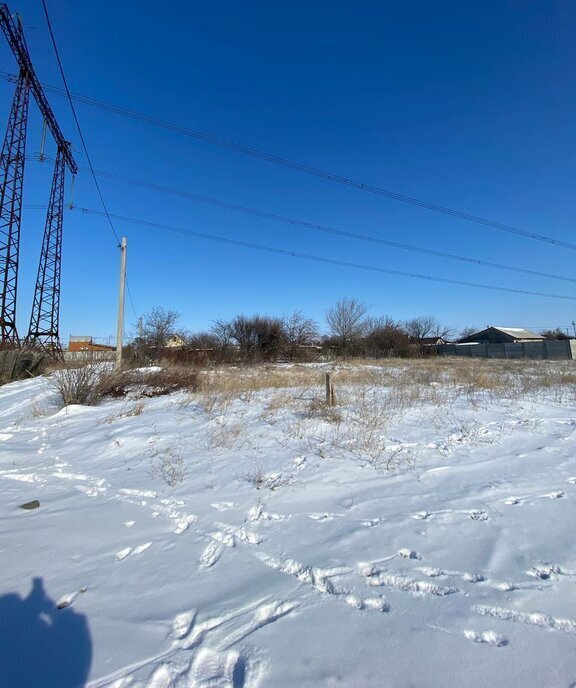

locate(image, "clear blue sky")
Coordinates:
2 0 575 341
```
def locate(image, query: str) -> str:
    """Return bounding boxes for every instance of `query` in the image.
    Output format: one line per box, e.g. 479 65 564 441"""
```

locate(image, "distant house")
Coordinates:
458 326 543 345
68 336 115 352
419 336 449 346
165 334 186 348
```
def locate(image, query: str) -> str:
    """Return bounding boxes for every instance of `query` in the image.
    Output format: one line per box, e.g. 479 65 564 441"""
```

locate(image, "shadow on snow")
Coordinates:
0 577 92 688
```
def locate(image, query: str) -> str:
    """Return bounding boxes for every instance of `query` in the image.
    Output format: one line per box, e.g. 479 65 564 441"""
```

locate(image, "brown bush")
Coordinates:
127 366 200 398
52 363 199 406
52 364 122 406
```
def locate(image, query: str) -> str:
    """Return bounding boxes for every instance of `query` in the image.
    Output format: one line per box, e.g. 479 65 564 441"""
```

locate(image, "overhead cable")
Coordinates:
2 69 574 251
63 205 576 302
35 156 575 285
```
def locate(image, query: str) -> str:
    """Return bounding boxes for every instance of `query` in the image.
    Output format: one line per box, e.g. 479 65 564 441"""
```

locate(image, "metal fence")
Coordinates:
437 340 576 360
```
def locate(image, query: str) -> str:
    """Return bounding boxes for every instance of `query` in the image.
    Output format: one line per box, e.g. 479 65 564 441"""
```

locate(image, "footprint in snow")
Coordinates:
115 547 132 561
468 510 489 521
398 549 421 560
115 543 152 561
417 566 485 583
210 502 237 511
308 512 342 522
199 542 224 569
190 648 245 688
544 490 565 499
463 630 508 647
361 518 381 528
528 563 561 580
146 663 173 688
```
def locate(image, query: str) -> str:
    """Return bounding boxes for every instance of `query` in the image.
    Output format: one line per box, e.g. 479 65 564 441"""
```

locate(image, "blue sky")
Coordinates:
2 0 575 341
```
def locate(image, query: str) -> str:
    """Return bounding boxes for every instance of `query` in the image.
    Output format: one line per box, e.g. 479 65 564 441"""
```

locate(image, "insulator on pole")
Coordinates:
68 172 76 209
38 118 47 161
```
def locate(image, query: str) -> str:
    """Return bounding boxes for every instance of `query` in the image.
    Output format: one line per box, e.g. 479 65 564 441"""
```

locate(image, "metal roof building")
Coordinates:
458 326 544 344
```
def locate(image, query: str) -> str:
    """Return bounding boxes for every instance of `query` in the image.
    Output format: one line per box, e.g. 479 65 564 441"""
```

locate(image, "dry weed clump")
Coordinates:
125 366 200 397
149 435 188 487
201 420 244 449
199 365 319 394
52 364 121 406
52 363 200 407
304 398 343 424
242 464 293 490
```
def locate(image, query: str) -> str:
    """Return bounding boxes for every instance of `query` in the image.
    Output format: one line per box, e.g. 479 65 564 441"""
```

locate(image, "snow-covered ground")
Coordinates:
1 362 576 687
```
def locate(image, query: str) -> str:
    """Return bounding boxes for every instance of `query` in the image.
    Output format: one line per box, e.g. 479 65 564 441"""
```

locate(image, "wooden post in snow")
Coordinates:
325 372 335 406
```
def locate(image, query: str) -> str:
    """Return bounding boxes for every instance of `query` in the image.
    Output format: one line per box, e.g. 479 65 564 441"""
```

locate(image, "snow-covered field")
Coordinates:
1 360 576 688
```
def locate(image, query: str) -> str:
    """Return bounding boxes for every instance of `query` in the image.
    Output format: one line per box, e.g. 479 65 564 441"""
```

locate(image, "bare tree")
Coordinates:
326 298 369 356
405 316 452 343
404 316 436 342
458 326 478 340
211 319 235 348
540 328 569 340
137 307 180 356
227 315 285 362
282 310 319 360
183 331 220 349
364 316 411 357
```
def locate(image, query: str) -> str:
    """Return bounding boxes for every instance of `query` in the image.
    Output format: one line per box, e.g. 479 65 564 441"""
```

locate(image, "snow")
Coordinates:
1 364 576 687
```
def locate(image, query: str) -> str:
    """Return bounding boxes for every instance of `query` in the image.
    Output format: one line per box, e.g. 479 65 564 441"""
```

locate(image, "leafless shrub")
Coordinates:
126 400 145 416
264 392 298 413
53 362 199 407
201 420 244 449
242 465 293 490
304 398 343 424
242 464 267 489
150 441 187 487
428 407 504 455
195 389 236 416
52 364 121 406
127 366 200 398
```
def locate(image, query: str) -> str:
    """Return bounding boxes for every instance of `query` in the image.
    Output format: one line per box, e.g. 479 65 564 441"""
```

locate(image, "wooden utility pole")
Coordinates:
115 237 127 371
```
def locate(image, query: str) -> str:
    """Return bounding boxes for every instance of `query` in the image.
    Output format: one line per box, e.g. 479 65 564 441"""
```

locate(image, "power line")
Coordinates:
124 271 138 319
65 205 576 302
37 156 575 286
3 69 574 252
39 2 119 245
38 3 138 316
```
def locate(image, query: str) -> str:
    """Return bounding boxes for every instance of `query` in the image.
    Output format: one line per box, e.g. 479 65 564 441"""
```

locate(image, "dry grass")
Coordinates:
149 435 188 487
192 358 576 404
51 363 200 407
179 358 575 475
52 364 122 406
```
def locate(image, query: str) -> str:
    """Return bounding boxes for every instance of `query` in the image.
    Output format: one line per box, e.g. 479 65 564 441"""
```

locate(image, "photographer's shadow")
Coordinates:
0 577 92 688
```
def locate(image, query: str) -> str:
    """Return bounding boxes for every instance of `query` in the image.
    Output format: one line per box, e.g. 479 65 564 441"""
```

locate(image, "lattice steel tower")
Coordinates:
0 3 77 351
25 148 65 352
0 30 28 345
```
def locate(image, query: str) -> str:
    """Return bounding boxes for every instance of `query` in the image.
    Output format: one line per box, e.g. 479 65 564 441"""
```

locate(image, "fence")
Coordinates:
0 349 46 383
63 351 116 363
437 339 576 360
